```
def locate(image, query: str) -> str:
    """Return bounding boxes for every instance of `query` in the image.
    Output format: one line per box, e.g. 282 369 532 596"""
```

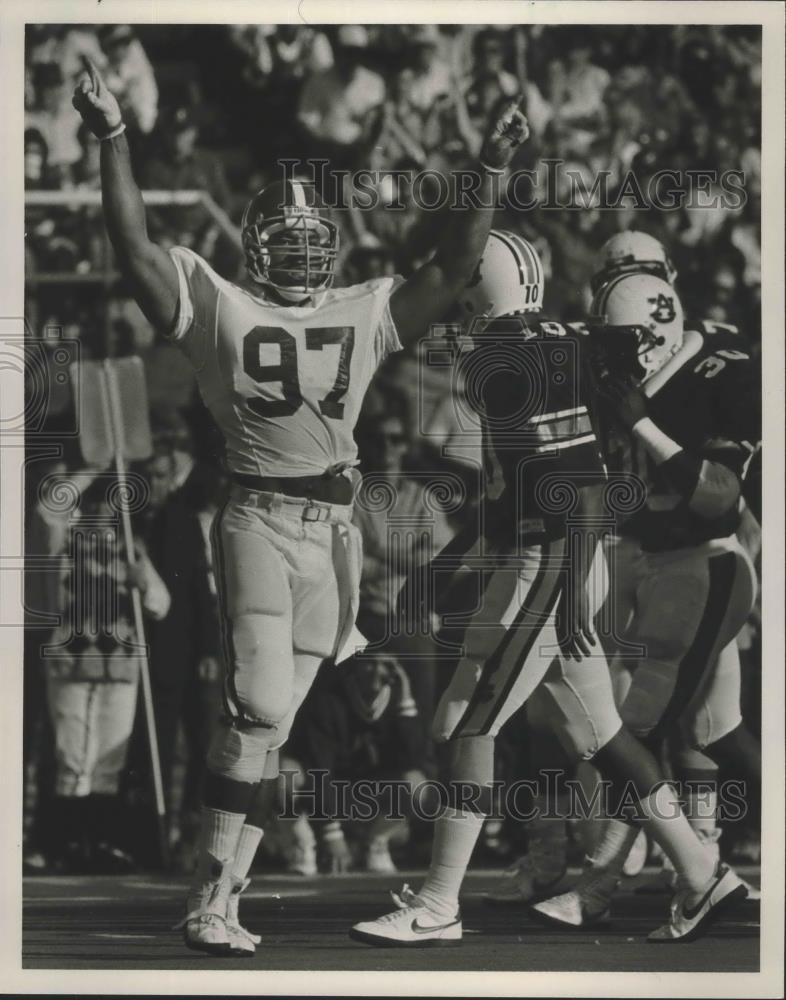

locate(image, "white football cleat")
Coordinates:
350 884 462 947
484 854 566 906
648 862 748 942
529 868 617 928
225 876 261 956
174 855 233 955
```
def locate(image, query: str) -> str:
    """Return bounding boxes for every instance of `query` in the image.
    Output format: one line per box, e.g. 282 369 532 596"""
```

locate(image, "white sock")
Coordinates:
232 824 264 882
586 819 639 878
418 808 485 918
686 787 720 847
639 784 715 893
194 807 245 886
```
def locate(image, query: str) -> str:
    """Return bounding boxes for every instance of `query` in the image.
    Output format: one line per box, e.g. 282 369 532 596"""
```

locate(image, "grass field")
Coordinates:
22 866 760 973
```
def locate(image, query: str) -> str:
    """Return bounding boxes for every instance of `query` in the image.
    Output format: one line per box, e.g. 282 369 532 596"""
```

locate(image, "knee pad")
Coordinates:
540 665 623 762
229 613 294 726
619 662 676 740
673 744 718 772
680 708 743 751
206 719 277 784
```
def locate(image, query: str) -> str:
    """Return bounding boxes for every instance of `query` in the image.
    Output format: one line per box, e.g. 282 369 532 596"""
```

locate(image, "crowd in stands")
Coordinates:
23 23 762 875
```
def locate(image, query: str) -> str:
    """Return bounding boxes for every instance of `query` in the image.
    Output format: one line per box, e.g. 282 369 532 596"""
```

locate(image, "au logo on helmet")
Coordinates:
648 293 676 324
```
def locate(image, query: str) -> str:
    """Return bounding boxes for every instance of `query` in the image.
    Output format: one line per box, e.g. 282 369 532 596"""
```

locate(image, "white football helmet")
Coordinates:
591 231 677 294
459 230 545 320
590 273 684 381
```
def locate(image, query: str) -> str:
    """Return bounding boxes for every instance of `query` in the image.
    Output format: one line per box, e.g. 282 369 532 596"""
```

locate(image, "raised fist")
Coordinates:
479 100 529 171
72 57 123 139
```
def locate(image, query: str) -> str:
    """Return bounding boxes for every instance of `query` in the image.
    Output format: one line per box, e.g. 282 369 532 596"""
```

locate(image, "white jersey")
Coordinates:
168 247 404 477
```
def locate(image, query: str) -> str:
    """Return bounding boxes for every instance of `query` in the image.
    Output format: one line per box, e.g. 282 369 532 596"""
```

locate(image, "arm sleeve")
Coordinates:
166 246 219 353
371 275 406 365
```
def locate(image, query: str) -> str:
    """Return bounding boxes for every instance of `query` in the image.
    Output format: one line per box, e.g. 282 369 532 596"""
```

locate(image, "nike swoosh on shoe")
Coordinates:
410 917 460 935
682 865 729 920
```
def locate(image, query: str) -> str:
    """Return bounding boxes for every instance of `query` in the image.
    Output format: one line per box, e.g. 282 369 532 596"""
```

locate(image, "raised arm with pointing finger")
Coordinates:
73 58 179 333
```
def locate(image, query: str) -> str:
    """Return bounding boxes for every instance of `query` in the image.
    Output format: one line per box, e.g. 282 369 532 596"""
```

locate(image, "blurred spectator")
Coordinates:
228 24 333 89
297 26 386 171
98 24 159 135
134 439 223 864
374 59 443 169
23 455 69 870
39 466 170 872
141 105 232 256
25 62 83 181
559 41 611 123
27 25 105 85
354 397 457 775
285 653 425 873
406 25 453 112
24 128 53 190
73 124 102 190
466 29 518 98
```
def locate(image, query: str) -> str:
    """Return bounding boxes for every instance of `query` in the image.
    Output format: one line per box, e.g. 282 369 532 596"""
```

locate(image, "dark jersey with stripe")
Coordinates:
460 313 606 542
601 319 760 551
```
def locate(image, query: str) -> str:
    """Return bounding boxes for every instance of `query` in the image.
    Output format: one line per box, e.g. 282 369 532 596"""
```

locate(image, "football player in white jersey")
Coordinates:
72 58 528 955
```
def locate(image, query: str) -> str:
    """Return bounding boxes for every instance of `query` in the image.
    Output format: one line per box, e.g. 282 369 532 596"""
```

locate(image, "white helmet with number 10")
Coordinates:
459 230 545 320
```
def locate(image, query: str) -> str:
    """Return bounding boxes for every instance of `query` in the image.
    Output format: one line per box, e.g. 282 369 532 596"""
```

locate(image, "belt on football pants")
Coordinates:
230 471 354 514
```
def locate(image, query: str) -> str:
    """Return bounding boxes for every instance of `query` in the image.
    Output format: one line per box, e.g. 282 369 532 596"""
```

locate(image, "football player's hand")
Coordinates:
72 56 123 138
479 100 529 171
598 372 648 429
320 827 352 874
556 582 597 662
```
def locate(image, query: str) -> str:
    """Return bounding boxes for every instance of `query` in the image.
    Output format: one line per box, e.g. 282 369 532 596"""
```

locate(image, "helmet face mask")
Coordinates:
241 182 339 302
588 324 650 384
590 273 684 382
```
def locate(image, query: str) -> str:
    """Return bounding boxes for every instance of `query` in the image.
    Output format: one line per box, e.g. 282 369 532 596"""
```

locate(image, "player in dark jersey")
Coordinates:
532 271 759 938
349 232 745 948
586 235 763 898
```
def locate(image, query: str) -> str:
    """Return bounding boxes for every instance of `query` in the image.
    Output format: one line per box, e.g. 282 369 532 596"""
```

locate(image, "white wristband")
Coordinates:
99 122 126 142
479 160 505 175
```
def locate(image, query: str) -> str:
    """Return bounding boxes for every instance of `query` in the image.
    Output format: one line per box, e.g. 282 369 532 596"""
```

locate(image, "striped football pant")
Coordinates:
432 535 622 760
